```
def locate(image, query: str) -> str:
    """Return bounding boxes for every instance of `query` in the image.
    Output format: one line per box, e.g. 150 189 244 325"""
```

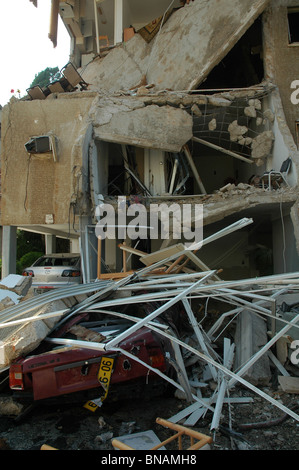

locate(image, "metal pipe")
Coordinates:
94 0 100 54
105 270 217 349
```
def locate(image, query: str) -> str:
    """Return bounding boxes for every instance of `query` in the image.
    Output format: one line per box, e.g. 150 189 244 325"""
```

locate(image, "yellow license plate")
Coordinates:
84 356 115 412
98 356 114 385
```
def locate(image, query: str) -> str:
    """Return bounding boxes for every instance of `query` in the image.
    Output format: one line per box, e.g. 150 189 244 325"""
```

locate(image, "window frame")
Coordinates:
287 7 299 45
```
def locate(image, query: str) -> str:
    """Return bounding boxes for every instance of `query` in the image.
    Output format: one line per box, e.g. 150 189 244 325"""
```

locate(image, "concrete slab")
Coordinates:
146 0 271 91
0 275 24 289
0 299 67 368
81 1 270 94
234 309 271 386
93 104 193 152
82 34 150 93
113 430 166 450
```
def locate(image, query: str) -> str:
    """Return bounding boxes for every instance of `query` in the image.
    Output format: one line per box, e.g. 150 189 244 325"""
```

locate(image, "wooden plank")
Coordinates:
122 242 127 272
183 144 207 194
118 243 147 257
165 254 185 273
140 243 185 266
98 271 134 279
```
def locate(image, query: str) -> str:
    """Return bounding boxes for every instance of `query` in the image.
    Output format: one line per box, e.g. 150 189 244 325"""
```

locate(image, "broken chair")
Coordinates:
27 85 49 100
111 417 213 450
60 62 88 91
261 157 292 190
47 80 65 94
99 35 109 48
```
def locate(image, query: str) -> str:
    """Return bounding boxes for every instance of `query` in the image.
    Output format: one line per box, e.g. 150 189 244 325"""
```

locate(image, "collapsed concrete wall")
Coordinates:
0 274 91 369
81 0 271 93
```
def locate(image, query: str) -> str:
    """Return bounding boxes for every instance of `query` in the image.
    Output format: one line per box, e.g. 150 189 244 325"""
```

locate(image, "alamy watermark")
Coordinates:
290 340 299 365
95 196 203 250
291 80 299 105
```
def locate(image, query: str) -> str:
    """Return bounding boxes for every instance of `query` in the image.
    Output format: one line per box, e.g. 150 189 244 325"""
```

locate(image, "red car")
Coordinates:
9 310 175 404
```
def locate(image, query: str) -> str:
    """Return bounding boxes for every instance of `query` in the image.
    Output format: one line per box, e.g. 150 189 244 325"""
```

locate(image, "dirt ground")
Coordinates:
0 379 298 452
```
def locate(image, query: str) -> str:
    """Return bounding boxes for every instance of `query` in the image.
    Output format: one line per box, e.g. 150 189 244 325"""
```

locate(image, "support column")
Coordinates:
45 234 56 254
79 216 98 283
71 238 80 253
2 226 17 279
144 149 166 195
114 0 123 45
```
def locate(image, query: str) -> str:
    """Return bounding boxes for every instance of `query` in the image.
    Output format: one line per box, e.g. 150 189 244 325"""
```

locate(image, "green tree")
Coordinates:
16 230 45 274
17 252 44 275
30 66 60 88
17 230 44 260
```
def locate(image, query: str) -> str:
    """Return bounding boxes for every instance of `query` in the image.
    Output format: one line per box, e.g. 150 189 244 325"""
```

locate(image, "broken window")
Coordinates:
288 8 299 44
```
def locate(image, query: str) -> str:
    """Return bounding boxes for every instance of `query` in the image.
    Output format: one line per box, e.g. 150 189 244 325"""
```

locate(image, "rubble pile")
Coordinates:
0 219 298 450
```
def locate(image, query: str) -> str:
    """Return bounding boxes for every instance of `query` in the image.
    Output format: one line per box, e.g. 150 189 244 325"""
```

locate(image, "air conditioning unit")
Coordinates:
24 135 58 162
25 136 52 153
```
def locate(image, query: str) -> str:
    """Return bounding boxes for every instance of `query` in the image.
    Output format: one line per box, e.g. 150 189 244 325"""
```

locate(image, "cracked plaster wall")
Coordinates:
0 95 95 226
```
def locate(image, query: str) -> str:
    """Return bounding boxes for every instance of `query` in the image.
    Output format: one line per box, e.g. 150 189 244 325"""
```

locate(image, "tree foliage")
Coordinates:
17 230 44 260
30 66 60 89
16 252 44 275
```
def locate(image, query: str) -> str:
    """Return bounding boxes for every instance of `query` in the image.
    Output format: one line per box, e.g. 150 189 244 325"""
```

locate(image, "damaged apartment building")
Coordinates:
1 0 299 283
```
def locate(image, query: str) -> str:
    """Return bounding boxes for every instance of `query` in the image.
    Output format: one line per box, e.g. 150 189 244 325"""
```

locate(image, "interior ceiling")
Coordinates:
19 225 80 240
89 0 182 37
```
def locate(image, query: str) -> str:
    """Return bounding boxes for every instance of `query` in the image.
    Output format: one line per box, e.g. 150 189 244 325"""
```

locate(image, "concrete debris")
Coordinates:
69 324 106 343
0 396 24 417
208 96 231 107
228 120 248 142
0 299 68 366
244 106 257 118
93 103 193 153
95 432 114 444
0 275 32 300
208 118 217 131
191 103 202 117
278 376 299 394
234 310 271 386
249 99 262 110
0 292 20 310
0 282 101 368
251 130 275 160
263 109 275 123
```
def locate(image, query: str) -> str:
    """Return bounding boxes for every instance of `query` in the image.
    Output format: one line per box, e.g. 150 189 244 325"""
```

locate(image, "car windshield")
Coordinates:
34 257 79 267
